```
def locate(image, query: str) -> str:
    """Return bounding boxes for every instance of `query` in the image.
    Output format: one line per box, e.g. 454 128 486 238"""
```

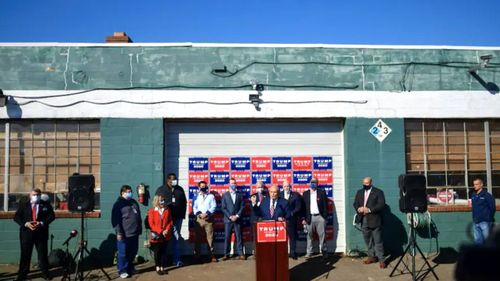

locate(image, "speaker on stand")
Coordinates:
390 174 439 281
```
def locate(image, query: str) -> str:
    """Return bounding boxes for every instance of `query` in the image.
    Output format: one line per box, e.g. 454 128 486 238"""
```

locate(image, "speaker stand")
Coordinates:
389 212 439 281
72 212 111 281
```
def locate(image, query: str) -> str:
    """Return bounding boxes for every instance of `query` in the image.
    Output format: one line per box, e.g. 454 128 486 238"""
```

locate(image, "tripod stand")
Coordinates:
390 212 439 281
72 212 111 281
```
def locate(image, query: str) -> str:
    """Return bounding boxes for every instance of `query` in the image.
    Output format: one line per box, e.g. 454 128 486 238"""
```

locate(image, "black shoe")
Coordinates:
291 254 298 260
156 270 164 275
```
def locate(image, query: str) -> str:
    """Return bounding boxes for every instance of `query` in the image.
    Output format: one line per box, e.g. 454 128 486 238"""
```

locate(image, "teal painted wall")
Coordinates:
344 117 409 256
0 118 164 264
0 46 499 91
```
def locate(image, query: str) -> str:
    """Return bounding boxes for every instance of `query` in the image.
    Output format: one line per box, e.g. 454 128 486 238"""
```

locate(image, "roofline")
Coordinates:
0 42 500 50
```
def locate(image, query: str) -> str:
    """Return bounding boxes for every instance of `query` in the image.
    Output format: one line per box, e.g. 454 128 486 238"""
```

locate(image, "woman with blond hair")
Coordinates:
148 195 173 275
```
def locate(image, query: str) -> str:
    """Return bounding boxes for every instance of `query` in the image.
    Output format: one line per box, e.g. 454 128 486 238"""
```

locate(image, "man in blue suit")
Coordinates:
280 180 303 260
251 184 288 221
221 178 245 260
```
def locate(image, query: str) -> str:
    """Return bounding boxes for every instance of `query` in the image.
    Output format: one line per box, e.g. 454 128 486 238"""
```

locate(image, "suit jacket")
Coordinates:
147 207 173 242
253 197 288 221
353 187 386 228
221 191 244 224
302 189 328 224
14 200 55 239
280 191 303 221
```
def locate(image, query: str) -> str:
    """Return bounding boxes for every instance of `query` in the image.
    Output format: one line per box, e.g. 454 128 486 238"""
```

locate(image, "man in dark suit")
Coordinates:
221 178 245 260
280 180 302 259
14 188 55 281
302 177 329 260
252 184 288 221
353 177 386 268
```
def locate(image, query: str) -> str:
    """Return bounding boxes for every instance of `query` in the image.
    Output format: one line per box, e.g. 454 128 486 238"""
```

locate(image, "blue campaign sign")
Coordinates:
272 157 292 170
319 185 333 197
238 186 251 197
313 156 333 170
231 157 251 170
210 172 230 185
189 157 209 171
189 186 199 200
292 171 312 184
251 171 272 184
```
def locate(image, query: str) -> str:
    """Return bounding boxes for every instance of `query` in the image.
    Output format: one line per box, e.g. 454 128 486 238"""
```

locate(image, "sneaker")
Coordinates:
176 261 184 267
119 272 129 279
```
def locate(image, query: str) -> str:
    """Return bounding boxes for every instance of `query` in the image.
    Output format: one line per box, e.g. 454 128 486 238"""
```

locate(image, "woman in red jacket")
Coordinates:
148 195 173 275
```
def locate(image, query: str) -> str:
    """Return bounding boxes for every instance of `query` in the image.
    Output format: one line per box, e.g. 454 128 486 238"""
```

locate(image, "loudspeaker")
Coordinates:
398 174 427 213
68 174 95 212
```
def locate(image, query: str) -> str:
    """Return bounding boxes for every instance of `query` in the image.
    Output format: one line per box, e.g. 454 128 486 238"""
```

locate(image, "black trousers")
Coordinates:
287 218 298 256
18 230 49 280
150 241 168 268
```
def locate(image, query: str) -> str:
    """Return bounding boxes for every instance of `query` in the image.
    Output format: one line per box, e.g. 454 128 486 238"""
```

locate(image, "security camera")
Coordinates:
480 54 493 61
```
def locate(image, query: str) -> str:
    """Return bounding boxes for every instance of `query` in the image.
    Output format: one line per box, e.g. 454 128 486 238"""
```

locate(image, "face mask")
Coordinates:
30 195 40 204
160 199 166 206
363 184 371 190
229 184 236 191
200 187 208 193
310 183 318 189
171 179 178 186
123 191 133 200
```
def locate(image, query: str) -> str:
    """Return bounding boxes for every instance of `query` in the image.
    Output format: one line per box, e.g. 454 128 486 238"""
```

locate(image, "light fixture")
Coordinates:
0 89 7 107
249 81 264 111
469 54 493 73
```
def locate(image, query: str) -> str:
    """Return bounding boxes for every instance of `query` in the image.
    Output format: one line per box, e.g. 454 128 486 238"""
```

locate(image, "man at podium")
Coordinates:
251 184 288 221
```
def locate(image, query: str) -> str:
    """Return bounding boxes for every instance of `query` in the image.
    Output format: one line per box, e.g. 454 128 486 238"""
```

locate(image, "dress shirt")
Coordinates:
193 193 216 215
230 191 236 204
310 189 320 215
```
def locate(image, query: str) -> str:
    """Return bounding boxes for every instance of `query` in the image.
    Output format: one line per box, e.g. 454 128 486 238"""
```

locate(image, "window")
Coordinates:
405 119 499 206
0 120 100 211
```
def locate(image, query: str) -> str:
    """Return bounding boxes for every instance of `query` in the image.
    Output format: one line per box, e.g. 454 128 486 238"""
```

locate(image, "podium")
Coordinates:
255 221 289 281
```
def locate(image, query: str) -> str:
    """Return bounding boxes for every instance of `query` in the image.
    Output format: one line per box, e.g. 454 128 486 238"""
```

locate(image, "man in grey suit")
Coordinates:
353 177 386 268
221 178 245 260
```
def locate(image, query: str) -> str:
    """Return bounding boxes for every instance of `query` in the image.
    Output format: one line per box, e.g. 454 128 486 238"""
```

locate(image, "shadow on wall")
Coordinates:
85 233 118 267
330 200 340 253
382 205 408 265
6 96 22 118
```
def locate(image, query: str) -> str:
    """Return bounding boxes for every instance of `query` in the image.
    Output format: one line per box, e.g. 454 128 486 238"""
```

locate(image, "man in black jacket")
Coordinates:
353 177 386 268
280 180 302 259
14 188 55 281
302 177 329 260
112 185 142 278
154 173 187 267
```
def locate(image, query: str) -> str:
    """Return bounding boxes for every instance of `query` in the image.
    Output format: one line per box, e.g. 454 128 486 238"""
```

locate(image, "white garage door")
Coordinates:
165 120 346 253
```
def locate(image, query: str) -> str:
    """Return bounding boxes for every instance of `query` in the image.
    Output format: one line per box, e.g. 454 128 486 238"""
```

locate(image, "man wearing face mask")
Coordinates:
302 177 329 260
221 178 245 260
353 177 386 268
154 173 187 267
280 180 303 260
111 185 142 279
192 181 217 263
14 188 55 281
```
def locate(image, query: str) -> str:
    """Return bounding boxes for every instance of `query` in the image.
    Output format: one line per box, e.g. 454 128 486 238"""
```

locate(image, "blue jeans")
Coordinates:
171 218 183 264
116 236 139 275
473 221 492 245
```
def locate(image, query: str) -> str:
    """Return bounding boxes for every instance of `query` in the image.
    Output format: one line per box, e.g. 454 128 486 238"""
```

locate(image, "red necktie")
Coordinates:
270 200 275 218
32 204 37 221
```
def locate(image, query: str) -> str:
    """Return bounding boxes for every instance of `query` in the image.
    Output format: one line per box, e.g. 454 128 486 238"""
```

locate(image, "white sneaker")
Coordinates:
120 272 129 279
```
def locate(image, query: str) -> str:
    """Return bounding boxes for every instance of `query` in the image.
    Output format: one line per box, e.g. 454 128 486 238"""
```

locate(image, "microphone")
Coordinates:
63 229 78 246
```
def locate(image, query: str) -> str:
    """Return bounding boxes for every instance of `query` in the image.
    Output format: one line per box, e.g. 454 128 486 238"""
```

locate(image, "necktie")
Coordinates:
32 204 37 221
270 199 275 218
259 193 263 203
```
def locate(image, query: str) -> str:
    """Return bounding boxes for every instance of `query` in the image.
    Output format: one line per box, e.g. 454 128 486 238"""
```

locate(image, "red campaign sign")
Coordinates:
242 226 253 242
292 156 313 170
209 157 230 171
230 171 251 186
256 221 287 243
326 225 334 240
327 199 334 213
189 172 209 186
251 157 272 170
293 184 309 195
313 170 333 185
210 186 228 197
188 200 193 214
212 213 225 230
272 171 292 185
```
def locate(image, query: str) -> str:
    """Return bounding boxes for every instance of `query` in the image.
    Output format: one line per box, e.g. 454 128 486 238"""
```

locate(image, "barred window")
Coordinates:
0 120 100 211
405 119 499 206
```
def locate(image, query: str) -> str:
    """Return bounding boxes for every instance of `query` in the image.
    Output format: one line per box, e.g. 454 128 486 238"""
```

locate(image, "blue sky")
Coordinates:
1 0 499 46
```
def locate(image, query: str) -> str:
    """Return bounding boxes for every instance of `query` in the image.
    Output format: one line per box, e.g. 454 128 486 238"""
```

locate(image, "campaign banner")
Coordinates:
293 171 313 184
292 156 313 170
231 171 251 186
313 170 333 185
251 156 272 170
251 171 272 185
210 172 230 186
189 157 209 171
313 156 333 170
272 157 292 170
231 157 251 171
188 171 209 186
209 157 230 171
256 221 287 243
272 171 292 185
